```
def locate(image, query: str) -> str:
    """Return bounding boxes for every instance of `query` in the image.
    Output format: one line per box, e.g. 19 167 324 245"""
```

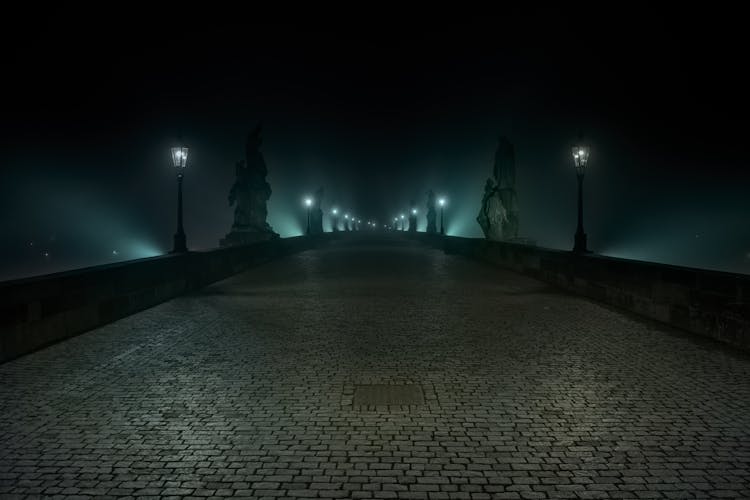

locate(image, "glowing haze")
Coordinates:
1 9 748 279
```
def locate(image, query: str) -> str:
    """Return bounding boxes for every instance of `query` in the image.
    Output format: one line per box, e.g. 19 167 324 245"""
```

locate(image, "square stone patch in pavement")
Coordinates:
352 383 424 406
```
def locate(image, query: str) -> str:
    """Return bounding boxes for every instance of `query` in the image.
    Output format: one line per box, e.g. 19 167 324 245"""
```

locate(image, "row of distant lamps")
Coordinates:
303 198 367 233
168 139 591 253
389 197 447 234
302 197 448 234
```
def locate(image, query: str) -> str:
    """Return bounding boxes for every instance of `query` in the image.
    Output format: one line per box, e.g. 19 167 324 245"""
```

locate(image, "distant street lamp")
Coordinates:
170 144 189 253
400 214 405 231
572 140 591 253
331 208 338 232
438 197 446 235
409 207 417 232
304 197 313 235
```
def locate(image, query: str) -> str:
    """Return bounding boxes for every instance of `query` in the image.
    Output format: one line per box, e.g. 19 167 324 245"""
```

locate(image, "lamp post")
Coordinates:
438 197 446 235
170 144 189 253
331 208 338 232
344 213 350 231
400 214 405 231
304 197 313 235
572 141 590 253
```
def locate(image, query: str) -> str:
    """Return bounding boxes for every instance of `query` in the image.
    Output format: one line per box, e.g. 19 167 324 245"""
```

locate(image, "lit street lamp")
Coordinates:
409 207 417 232
304 197 313 235
400 214 405 231
170 144 189 253
572 140 590 253
331 208 338 232
438 197 446 235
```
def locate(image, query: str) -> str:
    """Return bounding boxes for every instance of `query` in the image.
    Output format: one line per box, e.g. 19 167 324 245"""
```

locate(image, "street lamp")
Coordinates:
170 144 189 253
409 207 417 232
331 208 338 232
400 214 405 231
572 141 591 253
304 197 313 235
438 197 446 235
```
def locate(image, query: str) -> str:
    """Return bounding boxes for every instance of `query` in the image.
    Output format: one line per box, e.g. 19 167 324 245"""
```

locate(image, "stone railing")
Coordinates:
416 234 750 351
0 236 323 363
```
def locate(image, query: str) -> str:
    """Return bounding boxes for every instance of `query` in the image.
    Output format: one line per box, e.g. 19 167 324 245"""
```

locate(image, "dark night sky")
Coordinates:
2 8 749 279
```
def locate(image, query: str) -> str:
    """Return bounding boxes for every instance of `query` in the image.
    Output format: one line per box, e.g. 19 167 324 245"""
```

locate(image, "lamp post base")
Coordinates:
172 232 187 253
573 232 589 254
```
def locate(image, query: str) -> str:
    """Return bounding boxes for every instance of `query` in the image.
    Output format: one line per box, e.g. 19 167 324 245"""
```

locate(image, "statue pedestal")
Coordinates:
220 230 279 247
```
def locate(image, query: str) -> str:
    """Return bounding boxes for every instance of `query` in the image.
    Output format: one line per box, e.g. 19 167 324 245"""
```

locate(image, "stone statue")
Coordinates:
426 190 437 234
311 186 324 234
408 199 417 232
477 136 519 240
220 125 279 246
477 178 506 240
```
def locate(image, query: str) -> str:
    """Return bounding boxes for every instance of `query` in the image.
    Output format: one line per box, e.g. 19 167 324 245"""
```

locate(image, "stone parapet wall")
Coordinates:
0 236 321 363
416 234 750 351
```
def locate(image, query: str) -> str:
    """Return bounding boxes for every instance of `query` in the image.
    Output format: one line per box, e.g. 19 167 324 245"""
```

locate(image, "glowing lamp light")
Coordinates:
332 208 338 215
171 146 189 168
400 214 405 219
572 144 590 173
304 197 313 207
345 214 349 219
438 198 446 206
411 208 417 215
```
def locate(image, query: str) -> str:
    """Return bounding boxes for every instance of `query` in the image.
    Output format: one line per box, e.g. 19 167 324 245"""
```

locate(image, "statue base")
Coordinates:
220 229 279 247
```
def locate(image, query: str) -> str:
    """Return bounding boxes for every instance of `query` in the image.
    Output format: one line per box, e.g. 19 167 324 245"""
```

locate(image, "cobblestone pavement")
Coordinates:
2 238 750 499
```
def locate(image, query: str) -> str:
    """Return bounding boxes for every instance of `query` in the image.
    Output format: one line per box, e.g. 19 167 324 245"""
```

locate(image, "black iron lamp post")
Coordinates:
572 141 590 253
170 144 189 253
438 197 446 235
304 197 313 235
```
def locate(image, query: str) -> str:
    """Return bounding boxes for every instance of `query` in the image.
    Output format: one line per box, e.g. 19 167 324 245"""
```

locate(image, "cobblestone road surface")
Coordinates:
1 238 749 499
